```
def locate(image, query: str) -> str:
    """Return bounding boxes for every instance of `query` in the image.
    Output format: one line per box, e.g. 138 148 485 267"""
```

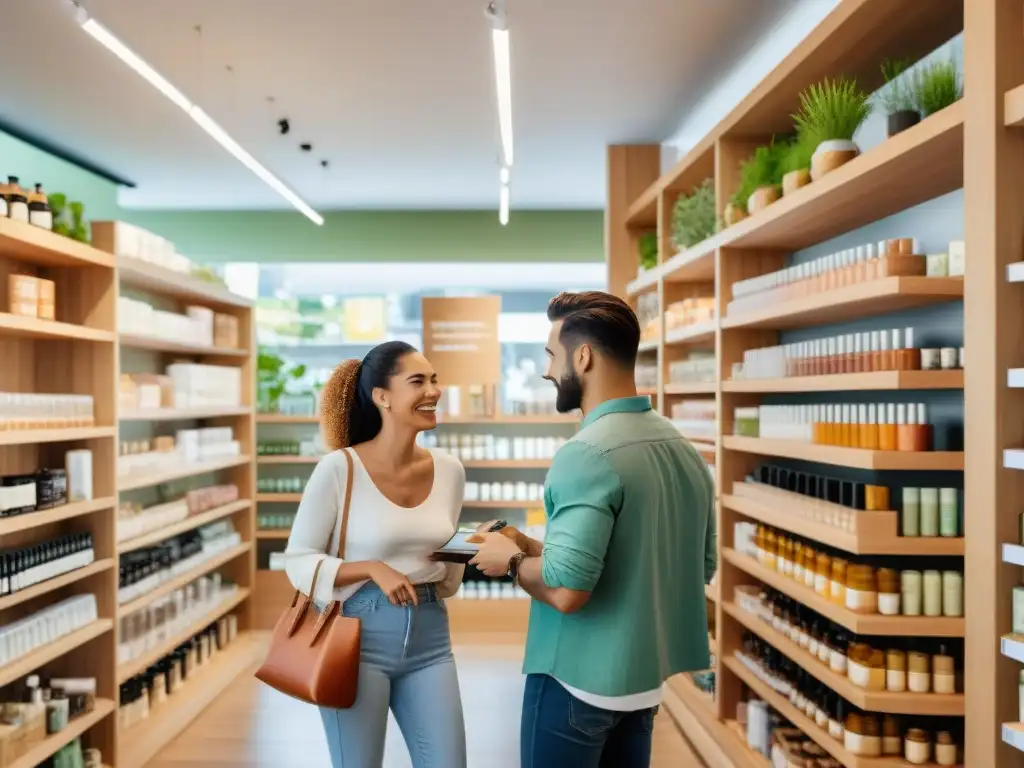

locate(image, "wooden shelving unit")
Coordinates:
0 220 119 762
606 0 985 763
108 242 259 766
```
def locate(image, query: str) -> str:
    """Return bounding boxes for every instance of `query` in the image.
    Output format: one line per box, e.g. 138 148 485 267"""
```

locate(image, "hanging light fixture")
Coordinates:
487 1 513 225
75 5 324 225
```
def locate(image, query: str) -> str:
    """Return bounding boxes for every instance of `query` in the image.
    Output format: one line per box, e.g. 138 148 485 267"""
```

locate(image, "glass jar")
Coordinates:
882 714 902 756
845 564 878 613
815 552 832 597
830 557 847 606
877 568 901 615
905 728 931 765
908 651 931 693
886 648 907 692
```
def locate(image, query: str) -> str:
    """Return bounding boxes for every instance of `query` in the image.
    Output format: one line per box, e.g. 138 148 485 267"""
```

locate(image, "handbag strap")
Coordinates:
298 447 356 604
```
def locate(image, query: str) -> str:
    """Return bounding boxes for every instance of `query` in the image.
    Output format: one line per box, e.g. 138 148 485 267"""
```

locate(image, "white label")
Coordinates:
844 731 865 755
814 574 829 595
829 650 848 674
908 671 931 693
905 739 931 764
830 581 844 602
845 587 878 613
0 199 7 217
806 636 816 654
878 592 901 615
862 736 882 758
793 564 803 582
30 209 52 230
814 708 828 728
803 570 816 588
934 742 957 766
933 672 955 695
829 720 845 740
847 659 870 688
887 669 907 692
9 201 27 222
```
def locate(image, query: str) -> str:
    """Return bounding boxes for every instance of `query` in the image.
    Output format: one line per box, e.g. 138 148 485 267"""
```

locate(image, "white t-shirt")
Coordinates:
284 448 466 607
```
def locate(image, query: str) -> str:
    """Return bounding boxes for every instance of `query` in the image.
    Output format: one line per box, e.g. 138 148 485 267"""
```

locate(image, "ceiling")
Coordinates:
2 0 799 211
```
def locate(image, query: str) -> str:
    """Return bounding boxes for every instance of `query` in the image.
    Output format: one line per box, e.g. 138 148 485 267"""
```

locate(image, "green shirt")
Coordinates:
522 395 717 696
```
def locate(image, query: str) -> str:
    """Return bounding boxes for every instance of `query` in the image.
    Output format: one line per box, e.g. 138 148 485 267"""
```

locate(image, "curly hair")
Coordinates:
320 341 417 449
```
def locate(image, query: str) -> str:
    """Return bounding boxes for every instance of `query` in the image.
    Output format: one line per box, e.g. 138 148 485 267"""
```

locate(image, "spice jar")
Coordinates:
816 624 831 665
877 568 900 615
942 570 963 617
908 651 931 693
779 534 792 575
933 646 956 694
27 183 52 230
905 728 931 765
902 570 923 616
861 714 882 757
829 629 848 673
830 557 847 605
756 525 767 563
815 551 832 597
882 715 902 756
793 540 805 582
765 528 777 570
923 569 943 617
803 545 818 589
934 731 958 766
920 488 940 536
845 564 878 613
886 648 907 692
6 176 28 222
939 488 959 537
848 644 886 691
902 487 920 537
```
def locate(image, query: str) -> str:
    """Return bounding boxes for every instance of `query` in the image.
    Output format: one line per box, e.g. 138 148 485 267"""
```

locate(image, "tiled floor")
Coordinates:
145 644 704 767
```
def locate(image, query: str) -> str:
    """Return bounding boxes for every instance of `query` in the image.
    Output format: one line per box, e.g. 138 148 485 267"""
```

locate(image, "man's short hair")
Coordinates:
547 291 641 368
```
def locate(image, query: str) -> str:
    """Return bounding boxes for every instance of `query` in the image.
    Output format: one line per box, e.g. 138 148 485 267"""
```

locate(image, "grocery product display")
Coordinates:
0 594 99 668
422 431 567 462
119 365 243 413
0 532 95 598
0 465 77 520
117 428 243 483
670 399 717 442
118 296 241 350
116 484 240 545
0 394 95 430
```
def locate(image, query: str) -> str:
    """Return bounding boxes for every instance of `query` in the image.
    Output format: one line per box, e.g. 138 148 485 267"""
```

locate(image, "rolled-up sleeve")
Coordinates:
541 441 623 592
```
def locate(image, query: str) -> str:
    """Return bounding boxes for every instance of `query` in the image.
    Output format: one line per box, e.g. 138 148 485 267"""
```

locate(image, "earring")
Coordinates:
383 402 391 410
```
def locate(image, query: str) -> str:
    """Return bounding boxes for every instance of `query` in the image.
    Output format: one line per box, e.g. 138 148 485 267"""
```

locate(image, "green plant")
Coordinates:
672 179 717 249
781 135 816 175
48 193 70 237
913 57 962 116
731 141 787 209
258 349 308 409
68 202 88 243
792 76 872 148
879 57 916 113
637 232 658 270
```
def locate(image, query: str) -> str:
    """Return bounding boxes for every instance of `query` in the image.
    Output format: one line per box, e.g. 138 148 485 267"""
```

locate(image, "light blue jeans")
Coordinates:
318 582 467 768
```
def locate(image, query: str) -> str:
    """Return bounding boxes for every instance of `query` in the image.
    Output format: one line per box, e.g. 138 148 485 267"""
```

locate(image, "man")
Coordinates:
470 290 716 768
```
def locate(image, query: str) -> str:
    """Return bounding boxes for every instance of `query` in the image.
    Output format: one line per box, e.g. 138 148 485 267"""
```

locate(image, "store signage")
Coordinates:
421 296 501 386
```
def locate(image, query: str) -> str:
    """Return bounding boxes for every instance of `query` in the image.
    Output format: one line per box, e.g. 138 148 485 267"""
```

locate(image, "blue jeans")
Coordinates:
520 674 658 768
318 583 466 768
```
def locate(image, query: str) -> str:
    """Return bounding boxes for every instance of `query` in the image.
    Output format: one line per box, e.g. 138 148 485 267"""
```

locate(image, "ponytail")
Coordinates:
320 341 417 449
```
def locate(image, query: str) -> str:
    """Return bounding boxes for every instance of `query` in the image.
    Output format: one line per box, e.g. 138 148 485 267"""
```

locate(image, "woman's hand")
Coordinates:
368 562 419 606
473 520 528 551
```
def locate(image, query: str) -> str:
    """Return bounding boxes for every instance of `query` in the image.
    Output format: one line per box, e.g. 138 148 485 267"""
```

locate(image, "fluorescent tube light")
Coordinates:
78 12 323 225
500 166 510 184
491 27 514 167
499 184 510 226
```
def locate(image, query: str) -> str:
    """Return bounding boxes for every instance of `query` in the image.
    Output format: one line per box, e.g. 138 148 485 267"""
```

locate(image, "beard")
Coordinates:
553 369 583 413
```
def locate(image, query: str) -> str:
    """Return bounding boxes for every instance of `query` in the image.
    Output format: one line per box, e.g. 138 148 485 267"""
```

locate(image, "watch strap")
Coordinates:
508 551 528 585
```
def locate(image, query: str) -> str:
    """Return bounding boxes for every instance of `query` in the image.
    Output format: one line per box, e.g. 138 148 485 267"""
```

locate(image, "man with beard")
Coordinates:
469 291 717 768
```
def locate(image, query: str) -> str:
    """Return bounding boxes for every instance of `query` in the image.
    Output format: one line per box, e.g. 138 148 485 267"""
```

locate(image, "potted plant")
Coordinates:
880 57 919 137
792 76 872 181
637 232 657 272
913 56 963 118
780 136 814 196
735 141 785 216
257 349 308 413
672 179 716 249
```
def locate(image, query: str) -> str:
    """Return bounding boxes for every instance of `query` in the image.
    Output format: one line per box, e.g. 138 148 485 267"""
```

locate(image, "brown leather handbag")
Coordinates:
254 448 361 708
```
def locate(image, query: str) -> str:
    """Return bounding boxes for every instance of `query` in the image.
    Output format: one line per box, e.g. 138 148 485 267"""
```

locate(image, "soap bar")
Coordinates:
948 240 965 277
926 253 949 277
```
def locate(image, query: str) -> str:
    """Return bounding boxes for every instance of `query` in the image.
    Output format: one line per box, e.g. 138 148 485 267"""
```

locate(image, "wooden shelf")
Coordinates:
724 548 964 637
119 333 249 358
120 406 251 421
116 255 252 308
724 656 935 768
0 312 115 342
0 217 115 268
723 435 964 471
462 460 552 469
257 493 301 503
723 483 964 556
705 582 719 602
0 619 113 688
665 321 715 346
637 339 659 353
661 243 718 284
0 426 115 446
117 499 253 553
118 633 264 768
437 414 579 425
118 454 251 492
723 370 964 393
664 382 716 395
117 543 251 617
256 529 291 539
256 455 320 464
116 589 251 683
463 500 543 509
722 277 964 331
6 698 115 768
723 601 964 715
0 559 113 612
626 270 659 297
255 413 319 423
0 497 115 536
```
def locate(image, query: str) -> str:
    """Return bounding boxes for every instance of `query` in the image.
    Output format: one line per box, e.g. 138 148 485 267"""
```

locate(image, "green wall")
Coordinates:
126 209 604 264
1 129 604 264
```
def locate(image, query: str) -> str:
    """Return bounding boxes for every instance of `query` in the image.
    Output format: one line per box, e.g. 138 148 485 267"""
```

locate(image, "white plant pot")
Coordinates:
811 139 860 181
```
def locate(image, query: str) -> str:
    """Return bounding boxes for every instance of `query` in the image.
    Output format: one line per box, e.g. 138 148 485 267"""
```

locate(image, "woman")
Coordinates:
284 341 467 768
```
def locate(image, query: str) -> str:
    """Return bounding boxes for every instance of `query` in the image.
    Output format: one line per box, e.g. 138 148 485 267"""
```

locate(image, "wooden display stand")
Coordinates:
601 0 1019 765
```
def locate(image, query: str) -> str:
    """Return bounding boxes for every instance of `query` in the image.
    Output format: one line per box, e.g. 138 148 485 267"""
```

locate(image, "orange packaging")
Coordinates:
8 274 39 317
36 278 55 320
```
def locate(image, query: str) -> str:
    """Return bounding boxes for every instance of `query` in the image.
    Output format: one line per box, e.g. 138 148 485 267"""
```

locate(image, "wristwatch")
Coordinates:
507 551 528 586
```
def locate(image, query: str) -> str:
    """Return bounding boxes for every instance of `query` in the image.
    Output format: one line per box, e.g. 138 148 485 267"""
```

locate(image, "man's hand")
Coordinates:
467 532 522 577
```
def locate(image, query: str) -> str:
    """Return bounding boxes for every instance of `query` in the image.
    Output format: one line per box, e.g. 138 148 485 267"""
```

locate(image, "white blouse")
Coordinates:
284 448 466 607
